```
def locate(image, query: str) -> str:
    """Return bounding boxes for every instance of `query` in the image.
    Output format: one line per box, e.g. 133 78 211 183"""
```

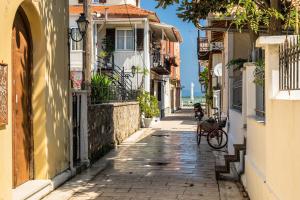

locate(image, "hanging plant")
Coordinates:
253 59 265 86
226 58 248 70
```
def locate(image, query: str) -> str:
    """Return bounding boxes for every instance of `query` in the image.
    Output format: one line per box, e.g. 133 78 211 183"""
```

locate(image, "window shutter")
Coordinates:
106 28 115 52
136 29 144 51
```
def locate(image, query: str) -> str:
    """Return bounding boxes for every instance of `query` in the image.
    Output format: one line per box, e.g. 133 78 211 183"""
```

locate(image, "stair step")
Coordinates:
234 144 246 151
217 164 240 181
13 180 52 200
215 165 229 173
224 155 238 162
213 151 226 166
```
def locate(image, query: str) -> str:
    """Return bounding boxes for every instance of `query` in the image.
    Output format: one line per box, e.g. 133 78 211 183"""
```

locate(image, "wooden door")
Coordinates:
12 8 33 188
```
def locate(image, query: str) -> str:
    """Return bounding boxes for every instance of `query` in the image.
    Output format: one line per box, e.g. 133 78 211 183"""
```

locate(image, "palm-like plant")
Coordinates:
91 74 113 103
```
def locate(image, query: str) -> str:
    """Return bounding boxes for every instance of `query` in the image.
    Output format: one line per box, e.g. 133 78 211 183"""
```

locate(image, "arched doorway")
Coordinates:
12 7 33 188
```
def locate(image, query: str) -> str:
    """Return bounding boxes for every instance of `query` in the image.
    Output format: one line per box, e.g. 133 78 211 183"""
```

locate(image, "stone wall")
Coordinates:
88 102 140 162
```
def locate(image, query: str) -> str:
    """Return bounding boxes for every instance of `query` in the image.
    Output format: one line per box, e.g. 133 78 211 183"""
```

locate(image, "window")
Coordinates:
256 84 265 119
116 30 134 51
255 48 265 119
231 68 243 112
71 28 83 51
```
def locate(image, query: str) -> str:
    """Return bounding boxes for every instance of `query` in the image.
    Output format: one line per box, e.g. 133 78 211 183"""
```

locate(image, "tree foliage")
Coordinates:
155 0 298 34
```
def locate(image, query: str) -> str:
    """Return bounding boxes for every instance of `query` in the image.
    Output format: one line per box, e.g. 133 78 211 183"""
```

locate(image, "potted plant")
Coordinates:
137 91 160 128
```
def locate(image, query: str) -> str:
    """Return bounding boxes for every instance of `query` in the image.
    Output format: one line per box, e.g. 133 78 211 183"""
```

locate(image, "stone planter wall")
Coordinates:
88 102 140 162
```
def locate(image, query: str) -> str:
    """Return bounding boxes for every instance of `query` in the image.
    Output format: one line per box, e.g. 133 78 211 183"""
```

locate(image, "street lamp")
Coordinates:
68 13 89 90
124 65 137 78
69 13 89 42
77 13 89 37
131 65 136 77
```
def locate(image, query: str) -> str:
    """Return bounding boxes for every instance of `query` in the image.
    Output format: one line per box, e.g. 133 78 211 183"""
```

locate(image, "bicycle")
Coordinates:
196 108 228 149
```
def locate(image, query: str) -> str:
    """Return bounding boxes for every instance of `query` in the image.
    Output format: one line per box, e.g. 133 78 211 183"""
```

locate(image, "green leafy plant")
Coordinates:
101 37 115 56
227 58 248 70
91 74 113 103
98 37 115 69
253 59 265 86
155 0 296 35
205 90 214 108
137 91 160 118
135 66 150 90
199 67 209 88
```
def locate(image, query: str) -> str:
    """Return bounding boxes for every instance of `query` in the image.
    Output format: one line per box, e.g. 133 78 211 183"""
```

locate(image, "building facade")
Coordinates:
199 13 300 200
0 1 70 199
69 0 182 117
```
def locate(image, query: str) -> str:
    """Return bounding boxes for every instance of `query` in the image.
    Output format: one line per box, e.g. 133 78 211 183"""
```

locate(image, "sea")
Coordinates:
181 96 206 107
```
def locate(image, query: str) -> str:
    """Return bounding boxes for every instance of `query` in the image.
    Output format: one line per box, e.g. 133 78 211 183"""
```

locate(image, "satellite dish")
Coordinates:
214 63 222 77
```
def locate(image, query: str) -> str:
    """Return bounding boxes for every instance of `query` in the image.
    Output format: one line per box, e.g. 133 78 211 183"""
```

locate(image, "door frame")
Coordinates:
12 6 34 188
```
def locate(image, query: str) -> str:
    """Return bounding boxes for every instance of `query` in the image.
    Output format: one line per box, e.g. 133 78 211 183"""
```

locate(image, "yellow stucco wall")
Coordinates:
0 0 70 199
245 118 267 200
264 100 300 200
244 38 300 200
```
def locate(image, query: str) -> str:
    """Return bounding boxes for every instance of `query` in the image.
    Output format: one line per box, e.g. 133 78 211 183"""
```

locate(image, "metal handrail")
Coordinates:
96 56 135 101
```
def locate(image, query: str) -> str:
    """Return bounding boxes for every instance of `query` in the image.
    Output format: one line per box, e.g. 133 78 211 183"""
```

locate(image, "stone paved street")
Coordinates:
44 109 245 200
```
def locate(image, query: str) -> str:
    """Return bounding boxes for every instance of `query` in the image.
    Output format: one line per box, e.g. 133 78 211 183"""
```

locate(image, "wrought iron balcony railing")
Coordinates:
198 37 209 52
279 36 300 90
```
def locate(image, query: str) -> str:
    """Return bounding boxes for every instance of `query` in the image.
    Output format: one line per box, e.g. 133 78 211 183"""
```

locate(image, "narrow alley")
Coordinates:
44 109 245 200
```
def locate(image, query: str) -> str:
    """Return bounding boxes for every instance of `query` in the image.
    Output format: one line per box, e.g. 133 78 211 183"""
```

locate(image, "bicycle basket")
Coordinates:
219 117 227 128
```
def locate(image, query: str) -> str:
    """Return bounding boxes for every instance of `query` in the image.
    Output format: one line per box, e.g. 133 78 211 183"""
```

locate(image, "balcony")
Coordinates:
198 37 210 61
150 50 171 75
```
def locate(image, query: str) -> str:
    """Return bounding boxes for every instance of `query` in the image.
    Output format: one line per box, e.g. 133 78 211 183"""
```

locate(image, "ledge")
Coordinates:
248 115 265 125
256 35 297 47
13 180 52 200
89 101 139 107
272 90 300 101
229 108 242 114
71 89 89 93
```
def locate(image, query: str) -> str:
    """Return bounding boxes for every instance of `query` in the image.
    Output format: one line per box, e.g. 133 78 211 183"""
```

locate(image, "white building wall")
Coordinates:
163 78 171 115
95 21 149 90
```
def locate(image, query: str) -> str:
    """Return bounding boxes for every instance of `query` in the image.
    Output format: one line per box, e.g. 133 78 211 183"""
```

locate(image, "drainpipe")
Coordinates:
143 18 150 92
105 8 108 21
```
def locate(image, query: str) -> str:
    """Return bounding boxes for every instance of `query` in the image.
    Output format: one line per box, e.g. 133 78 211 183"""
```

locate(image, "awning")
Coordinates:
150 22 183 43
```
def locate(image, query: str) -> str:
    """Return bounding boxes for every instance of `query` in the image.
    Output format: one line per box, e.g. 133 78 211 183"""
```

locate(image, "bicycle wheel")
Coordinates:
196 125 202 146
207 129 228 149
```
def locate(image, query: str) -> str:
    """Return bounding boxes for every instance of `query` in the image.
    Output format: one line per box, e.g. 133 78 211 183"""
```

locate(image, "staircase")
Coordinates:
97 56 136 101
215 139 247 180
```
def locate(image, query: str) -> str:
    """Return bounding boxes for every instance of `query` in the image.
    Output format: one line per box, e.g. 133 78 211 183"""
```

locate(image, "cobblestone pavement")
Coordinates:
45 109 245 200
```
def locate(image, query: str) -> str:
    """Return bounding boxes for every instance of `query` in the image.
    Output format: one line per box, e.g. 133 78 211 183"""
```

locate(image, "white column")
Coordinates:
161 80 165 117
143 19 150 92
223 32 234 114
80 91 90 166
242 67 247 127
244 63 257 118
69 89 75 173
93 23 98 72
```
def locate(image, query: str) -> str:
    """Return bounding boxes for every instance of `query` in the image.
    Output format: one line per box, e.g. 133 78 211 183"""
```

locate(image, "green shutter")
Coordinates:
136 29 144 51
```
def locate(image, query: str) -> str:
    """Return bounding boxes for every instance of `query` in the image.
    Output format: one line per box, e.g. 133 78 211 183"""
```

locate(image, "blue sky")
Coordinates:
141 1 202 97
